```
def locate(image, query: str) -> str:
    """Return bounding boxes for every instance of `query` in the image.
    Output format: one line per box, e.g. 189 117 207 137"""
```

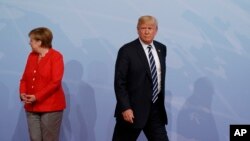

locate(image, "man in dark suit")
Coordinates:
112 15 169 141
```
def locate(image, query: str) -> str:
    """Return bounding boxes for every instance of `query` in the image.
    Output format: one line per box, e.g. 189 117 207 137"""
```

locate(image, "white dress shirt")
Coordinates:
139 39 162 94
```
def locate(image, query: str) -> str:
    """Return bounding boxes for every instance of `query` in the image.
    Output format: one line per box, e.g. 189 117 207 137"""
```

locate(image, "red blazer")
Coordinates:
20 48 66 112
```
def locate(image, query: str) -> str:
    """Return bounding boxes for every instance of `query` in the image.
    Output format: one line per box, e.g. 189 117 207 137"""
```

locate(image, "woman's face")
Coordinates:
29 37 41 52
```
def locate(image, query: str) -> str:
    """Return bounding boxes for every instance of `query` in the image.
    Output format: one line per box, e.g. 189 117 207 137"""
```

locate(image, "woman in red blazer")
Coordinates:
19 27 66 141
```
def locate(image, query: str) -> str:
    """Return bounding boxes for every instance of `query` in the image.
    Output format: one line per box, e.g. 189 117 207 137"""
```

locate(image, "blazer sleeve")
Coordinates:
19 54 31 95
114 47 131 112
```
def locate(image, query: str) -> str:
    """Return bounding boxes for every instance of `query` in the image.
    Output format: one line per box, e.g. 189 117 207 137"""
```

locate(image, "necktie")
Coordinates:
148 45 158 103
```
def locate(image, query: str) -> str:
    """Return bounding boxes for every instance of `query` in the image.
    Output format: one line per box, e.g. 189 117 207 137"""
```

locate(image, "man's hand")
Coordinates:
122 109 134 123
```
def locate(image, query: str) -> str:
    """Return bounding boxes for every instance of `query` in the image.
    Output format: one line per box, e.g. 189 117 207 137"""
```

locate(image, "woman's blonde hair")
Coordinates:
29 27 53 48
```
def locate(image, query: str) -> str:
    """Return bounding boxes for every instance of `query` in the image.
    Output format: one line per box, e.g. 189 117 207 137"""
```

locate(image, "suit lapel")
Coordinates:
154 43 164 72
135 39 152 80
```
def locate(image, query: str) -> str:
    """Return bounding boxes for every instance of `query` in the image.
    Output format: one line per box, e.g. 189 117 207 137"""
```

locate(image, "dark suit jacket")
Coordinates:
114 38 167 128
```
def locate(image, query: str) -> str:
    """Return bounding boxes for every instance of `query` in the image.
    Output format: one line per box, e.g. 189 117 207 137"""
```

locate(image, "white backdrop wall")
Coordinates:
1 0 250 141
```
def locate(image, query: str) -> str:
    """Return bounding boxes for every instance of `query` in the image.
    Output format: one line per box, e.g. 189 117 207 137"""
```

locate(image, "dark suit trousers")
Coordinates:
112 101 169 141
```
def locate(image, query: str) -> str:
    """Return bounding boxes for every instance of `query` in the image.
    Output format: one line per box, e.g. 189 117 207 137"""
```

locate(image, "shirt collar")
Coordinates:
139 38 154 50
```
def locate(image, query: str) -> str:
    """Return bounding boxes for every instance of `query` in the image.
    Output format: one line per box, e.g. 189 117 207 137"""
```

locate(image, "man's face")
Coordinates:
137 22 157 45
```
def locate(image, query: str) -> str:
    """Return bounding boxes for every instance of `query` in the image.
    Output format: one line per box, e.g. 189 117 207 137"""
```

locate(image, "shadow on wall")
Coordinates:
60 84 72 141
176 77 219 141
60 60 97 141
6 86 30 141
0 82 11 141
11 108 29 141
